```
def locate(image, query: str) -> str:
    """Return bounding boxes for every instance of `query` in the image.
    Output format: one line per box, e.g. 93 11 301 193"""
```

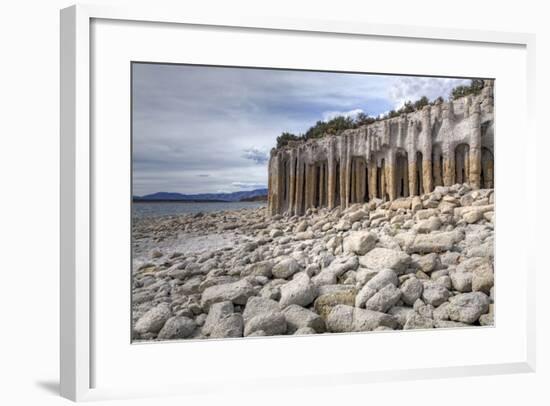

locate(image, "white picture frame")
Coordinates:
60 3 537 402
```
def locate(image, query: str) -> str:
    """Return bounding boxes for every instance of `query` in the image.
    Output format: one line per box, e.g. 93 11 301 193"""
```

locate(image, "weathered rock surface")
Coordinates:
132 182 495 341
343 231 377 255
400 277 424 305
244 312 287 336
365 284 402 312
157 316 196 339
359 248 411 274
210 314 244 338
447 292 490 324
201 279 256 310
283 304 325 333
279 273 318 308
326 305 398 332
272 257 301 279
134 303 171 336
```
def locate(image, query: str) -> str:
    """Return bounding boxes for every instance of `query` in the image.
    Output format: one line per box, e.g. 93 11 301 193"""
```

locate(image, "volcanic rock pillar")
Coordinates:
327 157 336 209
386 152 396 201
368 159 377 200
421 107 433 194
468 102 482 189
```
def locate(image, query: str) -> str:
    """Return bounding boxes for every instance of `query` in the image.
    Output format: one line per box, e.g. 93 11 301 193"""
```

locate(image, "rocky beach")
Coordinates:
132 184 494 341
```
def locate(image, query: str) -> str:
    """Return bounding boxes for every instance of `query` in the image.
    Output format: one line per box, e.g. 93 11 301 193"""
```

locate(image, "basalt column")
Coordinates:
410 151 424 196
481 147 494 188
305 164 315 211
468 102 482 189
407 121 419 196
295 155 305 216
442 146 456 187
267 153 283 215
454 143 470 184
386 152 397 201
441 103 455 187
368 159 378 200
341 138 351 208
327 155 336 209
396 151 409 198
350 157 367 203
432 145 443 187
421 107 433 193
287 151 297 215
267 154 274 215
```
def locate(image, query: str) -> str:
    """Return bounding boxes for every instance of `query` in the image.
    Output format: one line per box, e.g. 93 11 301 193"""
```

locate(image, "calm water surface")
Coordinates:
133 201 267 218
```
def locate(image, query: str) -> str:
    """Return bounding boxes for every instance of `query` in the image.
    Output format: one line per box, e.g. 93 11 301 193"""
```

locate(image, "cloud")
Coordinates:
241 147 269 165
322 108 364 122
231 182 267 190
132 63 475 195
388 77 471 109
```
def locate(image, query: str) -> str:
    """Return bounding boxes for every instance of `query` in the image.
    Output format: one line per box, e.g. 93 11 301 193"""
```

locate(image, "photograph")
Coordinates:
131 63 495 341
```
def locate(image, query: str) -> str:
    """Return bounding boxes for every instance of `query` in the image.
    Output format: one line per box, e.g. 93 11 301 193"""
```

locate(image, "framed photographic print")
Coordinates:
60 4 536 402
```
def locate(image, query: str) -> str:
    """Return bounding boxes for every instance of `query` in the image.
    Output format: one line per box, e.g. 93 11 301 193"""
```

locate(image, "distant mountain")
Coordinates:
133 188 268 202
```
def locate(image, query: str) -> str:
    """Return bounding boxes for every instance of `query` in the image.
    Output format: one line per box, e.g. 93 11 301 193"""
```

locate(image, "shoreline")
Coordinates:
132 184 495 341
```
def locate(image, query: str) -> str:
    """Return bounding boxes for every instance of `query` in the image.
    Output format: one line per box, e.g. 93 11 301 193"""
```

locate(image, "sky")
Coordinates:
132 63 470 196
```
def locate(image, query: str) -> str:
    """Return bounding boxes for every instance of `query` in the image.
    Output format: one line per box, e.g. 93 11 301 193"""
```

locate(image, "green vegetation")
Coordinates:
275 79 485 148
451 79 484 100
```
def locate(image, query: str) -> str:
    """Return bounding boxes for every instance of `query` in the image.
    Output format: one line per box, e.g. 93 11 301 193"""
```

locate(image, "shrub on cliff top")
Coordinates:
451 79 484 100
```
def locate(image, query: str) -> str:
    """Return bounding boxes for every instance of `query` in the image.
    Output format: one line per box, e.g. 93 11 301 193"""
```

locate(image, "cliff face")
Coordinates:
268 80 494 216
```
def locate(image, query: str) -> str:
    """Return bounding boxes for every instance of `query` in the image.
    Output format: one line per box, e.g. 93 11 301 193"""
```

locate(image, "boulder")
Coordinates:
359 248 411 274
366 269 399 291
447 292 490 324
412 253 440 273
326 305 398 333
210 314 244 338
198 276 237 293
202 300 234 335
421 281 450 307
343 231 377 255
283 304 325 333
390 197 412 210
313 256 358 286
201 279 256 311
294 327 317 335
242 296 280 324
295 220 308 232
314 290 356 319
355 284 376 308
244 312 287 336
411 196 422 212
479 312 494 326
414 216 442 233
472 261 494 294
157 316 196 340
388 306 416 328
398 230 464 254
346 209 369 223
365 284 402 312
449 268 473 292
404 313 434 330
269 229 283 238
272 257 301 279
241 261 273 278
295 230 314 241
400 277 423 305
279 273 318 308
134 303 172 335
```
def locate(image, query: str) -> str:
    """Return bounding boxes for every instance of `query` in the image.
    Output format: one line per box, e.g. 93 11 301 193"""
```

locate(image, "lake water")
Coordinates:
132 201 267 218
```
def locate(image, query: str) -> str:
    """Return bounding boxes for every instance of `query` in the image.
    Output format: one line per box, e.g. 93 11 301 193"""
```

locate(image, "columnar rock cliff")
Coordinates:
268 80 494 216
